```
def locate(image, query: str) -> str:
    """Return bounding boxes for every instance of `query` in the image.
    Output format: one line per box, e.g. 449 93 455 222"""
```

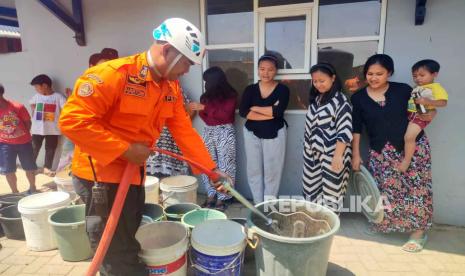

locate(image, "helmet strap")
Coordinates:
164 53 183 77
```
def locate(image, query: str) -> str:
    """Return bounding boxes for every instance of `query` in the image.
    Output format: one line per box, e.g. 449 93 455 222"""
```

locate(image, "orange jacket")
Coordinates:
59 52 216 185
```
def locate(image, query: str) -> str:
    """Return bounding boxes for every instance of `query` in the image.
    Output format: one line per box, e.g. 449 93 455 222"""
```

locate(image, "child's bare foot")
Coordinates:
397 160 410 173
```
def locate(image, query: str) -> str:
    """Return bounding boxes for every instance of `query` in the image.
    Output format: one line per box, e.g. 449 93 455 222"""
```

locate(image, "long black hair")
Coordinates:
201 66 237 102
309 63 342 105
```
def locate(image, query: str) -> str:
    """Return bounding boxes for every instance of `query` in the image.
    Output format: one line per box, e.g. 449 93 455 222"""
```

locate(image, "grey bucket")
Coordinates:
246 199 340 276
0 205 25 240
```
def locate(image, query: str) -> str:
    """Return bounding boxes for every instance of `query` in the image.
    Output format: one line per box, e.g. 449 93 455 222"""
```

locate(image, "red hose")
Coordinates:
86 148 221 275
86 163 139 276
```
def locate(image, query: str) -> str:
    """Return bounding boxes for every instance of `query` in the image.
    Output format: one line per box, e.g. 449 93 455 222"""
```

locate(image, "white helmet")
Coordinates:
153 18 205 65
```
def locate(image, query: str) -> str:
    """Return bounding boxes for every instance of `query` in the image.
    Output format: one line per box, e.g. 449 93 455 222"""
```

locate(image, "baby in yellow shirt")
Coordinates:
398 59 448 172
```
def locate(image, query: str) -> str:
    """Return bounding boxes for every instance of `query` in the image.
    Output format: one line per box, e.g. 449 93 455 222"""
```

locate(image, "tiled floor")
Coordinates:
1 171 465 275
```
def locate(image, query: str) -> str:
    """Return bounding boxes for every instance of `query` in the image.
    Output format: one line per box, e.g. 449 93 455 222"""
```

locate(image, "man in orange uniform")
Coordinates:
59 18 228 275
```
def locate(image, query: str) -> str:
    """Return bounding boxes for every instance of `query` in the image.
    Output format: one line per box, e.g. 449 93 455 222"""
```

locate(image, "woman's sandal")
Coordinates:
201 196 216 208
214 200 228 212
402 234 427 253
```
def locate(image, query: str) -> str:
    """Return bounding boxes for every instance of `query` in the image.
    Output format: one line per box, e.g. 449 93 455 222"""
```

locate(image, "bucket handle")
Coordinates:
161 191 175 204
247 233 260 249
189 247 244 275
245 225 260 249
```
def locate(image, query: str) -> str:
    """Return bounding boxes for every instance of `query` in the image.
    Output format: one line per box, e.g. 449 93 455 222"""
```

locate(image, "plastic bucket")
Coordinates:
143 203 165 222
0 205 25 240
247 199 340 276
230 218 254 262
18 192 71 251
181 208 227 229
160 175 198 207
54 171 77 200
191 220 246 276
0 195 25 207
164 203 200 221
145 176 160 204
136 221 189 276
48 205 92 261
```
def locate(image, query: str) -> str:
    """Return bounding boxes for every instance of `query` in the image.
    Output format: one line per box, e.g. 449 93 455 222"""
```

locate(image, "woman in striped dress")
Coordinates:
302 63 353 212
189 67 237 211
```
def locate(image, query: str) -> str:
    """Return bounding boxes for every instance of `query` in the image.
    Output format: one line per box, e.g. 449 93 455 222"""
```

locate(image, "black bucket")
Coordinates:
0 205 25 240
0 195 25 207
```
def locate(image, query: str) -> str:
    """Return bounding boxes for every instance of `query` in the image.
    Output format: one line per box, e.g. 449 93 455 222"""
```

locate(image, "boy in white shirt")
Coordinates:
29 74 66 176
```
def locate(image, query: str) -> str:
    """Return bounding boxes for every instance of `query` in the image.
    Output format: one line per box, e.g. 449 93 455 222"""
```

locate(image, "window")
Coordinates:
259 0 313 7
207 48 254 100
0 3 21 54
206 0 253 45
201 0 386 109
316 0 386 95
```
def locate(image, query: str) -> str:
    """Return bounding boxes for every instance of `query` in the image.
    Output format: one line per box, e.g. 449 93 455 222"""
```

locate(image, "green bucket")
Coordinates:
48 205 92 262
164 203 200 221
181 208 227 229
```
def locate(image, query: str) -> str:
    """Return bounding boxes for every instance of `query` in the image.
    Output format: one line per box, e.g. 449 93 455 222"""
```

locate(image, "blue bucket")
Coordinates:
190 220 246 276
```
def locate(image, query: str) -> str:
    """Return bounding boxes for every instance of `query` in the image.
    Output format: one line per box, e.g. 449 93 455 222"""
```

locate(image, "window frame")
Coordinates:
200 0 388 112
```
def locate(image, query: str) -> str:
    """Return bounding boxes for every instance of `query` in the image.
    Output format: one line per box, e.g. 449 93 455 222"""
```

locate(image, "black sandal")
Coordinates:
201 196 216 208
214 200 228 212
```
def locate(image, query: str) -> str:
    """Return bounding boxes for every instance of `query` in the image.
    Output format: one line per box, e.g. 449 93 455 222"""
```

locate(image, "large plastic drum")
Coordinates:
18 192 71 251
160 175 198 207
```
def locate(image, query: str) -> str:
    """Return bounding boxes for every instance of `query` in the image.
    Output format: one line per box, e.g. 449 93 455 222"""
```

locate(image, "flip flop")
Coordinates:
402 234 427 253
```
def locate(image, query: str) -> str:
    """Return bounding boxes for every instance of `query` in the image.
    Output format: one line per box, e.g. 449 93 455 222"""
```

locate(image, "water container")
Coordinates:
136 221 189 276
160 175 198 207
18 192 71 251
191 219 246 276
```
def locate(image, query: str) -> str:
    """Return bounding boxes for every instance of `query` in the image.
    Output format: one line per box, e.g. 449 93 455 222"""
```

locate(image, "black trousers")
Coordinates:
32 134 59 170
72 176 148 276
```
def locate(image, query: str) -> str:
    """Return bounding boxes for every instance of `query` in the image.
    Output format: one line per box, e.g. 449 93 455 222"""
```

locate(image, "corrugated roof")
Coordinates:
0 24 20 38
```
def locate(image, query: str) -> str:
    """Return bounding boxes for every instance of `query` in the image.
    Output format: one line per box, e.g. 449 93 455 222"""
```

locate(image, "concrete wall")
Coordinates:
384 0 465 226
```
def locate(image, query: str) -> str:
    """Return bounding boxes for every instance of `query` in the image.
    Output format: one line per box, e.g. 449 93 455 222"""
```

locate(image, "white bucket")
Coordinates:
53 171 76 200
136 221 189 276
160 175 198 207
18 191 71 251
191 219 246 275
144 176 160 204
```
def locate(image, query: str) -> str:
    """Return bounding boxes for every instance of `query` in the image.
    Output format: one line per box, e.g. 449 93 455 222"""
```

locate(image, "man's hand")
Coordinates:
211 169 232 194
122 143 151 165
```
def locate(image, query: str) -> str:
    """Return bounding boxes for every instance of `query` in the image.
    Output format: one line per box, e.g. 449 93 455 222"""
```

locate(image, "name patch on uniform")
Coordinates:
164 95 176 102
77 82 94 97
124 85 146 98
86 74 103 84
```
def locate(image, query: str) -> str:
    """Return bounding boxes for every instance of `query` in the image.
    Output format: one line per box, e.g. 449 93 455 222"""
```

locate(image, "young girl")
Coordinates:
239 54 289 204
189 67 237 211
302 63 352 212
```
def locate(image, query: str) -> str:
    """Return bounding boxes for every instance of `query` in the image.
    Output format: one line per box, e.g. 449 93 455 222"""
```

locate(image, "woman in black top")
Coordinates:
352 54 434 253
239 54 290 204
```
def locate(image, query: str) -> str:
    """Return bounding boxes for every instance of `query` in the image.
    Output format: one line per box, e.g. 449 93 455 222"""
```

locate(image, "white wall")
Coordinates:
384 0 465 226
0 0 203 168
1 0 464 226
